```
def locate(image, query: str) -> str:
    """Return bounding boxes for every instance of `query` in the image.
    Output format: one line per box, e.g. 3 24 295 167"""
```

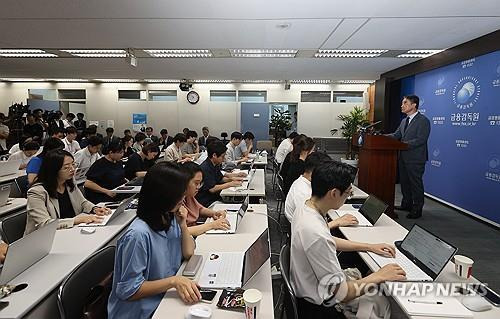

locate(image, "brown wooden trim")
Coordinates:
381 29 500 80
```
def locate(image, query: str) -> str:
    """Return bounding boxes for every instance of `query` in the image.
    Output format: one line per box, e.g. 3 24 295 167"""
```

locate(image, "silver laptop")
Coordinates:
74 166 90 181
335 195 388 227
0 184 10 207
0 220 58 285
79 196 136 227
0 160 21 177
369 224 457 282
205 196 249 234
198 228 270 288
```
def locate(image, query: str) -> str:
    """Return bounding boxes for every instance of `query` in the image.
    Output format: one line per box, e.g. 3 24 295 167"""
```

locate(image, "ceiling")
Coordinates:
0 0 499 81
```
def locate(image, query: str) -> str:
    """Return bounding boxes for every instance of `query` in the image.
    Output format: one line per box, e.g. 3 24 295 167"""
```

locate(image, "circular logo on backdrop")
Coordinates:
452 76 480 109
433 148 440 157
489 156 500 172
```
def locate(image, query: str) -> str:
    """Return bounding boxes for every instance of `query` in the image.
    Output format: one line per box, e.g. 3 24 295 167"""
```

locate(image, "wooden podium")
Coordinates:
353 134 407 219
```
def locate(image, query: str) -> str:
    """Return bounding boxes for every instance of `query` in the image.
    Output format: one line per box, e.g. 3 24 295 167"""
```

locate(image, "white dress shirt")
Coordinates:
284 175 311 222
74 147 101 169
63 137 81 154
8 150 33 167
275 138 293 164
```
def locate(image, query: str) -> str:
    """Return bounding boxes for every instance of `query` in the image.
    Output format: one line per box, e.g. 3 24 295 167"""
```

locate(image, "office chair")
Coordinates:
220 132 228 143
275 175 285 223
0 210 27 244
279 244 298 319
58 246 116 319
13 175 29 198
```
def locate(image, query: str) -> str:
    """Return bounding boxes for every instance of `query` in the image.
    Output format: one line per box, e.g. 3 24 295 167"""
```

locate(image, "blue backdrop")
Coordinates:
401 50 500 225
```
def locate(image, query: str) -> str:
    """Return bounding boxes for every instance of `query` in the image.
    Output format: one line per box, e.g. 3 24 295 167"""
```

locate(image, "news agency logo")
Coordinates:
431 148 441 167
489 156 500 172
452 76 481 110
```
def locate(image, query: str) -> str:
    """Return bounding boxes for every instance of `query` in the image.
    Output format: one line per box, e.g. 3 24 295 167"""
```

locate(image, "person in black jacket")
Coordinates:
280 134 315 194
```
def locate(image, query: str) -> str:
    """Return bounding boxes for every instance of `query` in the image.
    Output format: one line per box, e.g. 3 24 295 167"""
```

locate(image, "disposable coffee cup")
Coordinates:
243 289 262 319
454 255 474 279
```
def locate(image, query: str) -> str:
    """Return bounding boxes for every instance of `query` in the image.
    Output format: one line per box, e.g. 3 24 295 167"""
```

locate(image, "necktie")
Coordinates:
403 117 410 133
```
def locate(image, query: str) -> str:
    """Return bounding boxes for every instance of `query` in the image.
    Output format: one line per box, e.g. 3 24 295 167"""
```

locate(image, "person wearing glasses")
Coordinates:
25 149 111 235
180 162 230 236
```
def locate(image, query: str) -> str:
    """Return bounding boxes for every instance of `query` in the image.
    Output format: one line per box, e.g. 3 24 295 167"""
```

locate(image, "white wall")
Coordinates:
0 82 369 138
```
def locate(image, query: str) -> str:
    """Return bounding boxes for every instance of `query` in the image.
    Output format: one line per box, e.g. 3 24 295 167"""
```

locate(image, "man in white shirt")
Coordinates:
62 126 81 154
62 113 75 128
284 152 358 228
275 132 298 164
0 113 9 152
290 161 405 317
74 135 103 169
235 131 254 159
8 141 40 169
224 131 248 166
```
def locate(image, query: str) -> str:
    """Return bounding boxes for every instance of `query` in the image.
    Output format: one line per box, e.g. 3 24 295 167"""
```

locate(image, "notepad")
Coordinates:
397 295 472 318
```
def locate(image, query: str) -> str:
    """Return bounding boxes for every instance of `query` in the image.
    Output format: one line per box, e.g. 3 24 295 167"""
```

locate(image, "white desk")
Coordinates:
0 210 137 319
0 198 27 217
112 184 142 194
328 209 500 319
153 204 274 319
220 169 266 198
0 170 25 185
240 154 268 167
350 184 368 200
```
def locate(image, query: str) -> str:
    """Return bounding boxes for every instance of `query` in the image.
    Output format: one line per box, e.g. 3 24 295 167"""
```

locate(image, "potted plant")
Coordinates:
269 109 292 146
336 106 369 166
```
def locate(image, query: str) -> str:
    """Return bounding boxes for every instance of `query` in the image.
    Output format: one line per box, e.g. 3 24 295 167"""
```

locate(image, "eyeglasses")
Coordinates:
61 163 77 172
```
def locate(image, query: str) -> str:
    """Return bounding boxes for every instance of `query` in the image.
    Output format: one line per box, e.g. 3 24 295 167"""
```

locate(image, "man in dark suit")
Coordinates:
102 127 120 154
198 126 214 149
158 128 174 150
145 126 159 144
387 95 431 219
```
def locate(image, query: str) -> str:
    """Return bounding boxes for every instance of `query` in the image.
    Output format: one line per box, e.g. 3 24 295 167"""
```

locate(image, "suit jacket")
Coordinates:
387 112 431 164
25 183 95 235
103 135 120 147
159 135 174 149
198 135 214 147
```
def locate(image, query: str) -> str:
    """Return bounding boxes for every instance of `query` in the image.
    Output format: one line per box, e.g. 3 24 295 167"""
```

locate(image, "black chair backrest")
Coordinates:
0 210 27 244
277 174 285 190
280 244 299 319
58 246 116 319
14 175 29 198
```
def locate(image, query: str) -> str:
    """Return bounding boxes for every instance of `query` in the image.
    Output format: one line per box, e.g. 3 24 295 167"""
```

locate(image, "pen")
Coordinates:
408 299 442 304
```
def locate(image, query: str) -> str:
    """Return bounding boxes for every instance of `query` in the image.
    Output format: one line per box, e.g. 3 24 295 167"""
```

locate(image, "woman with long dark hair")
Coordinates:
280 134 315 194
25 149 109 235
108 162 201 318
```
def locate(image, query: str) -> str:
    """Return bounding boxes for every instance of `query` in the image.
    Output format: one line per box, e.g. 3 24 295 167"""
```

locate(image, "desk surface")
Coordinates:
0 170 25 185
153 204 274 319
0 198 27 217
220 169 266 197
240 154 268 167
0 210 136 319
329 207 500 319
350 184 368 199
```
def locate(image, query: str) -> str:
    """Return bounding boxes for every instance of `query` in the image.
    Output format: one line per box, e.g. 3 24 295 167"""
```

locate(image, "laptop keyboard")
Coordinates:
368 250 431 281
212 254 241 285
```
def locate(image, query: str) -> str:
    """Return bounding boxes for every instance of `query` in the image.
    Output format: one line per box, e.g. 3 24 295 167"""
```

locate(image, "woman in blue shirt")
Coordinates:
26 137 64 185
108 162 201 318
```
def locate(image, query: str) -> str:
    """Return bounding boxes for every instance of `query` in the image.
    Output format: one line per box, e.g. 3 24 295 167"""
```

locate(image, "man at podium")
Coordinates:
386 95 430 219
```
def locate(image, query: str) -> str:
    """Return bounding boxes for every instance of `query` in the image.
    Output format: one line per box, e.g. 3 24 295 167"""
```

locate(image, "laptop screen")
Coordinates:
401 224 457 276
359 195 388 224
242 229 270 286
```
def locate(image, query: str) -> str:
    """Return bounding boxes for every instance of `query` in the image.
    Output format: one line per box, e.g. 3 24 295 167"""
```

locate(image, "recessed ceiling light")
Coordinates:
230 49 297 58
397 49 443 58
145 50 212 58
94 79 140 83
0 49 57 58
144 79 180 83
194 80 234 83
238 80 283 83
291 80 332 84
0 78 47 81
315 49 387 58
62 50 127 57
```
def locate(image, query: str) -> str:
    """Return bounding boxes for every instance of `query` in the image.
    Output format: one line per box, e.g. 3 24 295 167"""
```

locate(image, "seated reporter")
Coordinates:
108 162 201 318
180 162 230 236
26 137 65 185
84 141 127 204
124 143 159 180
25 150 110 235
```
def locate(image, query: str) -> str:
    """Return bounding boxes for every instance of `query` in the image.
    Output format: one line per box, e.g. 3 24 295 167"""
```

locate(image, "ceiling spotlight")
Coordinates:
179 80 193 91
284 80 291 90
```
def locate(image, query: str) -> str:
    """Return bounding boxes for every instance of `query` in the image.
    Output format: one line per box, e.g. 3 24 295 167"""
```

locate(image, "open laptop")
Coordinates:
125 176 144 186
335 195 388 226
0 160 21 177
0 184 11 207
234 169 256 191
79 195 136 227
205 196 249 234
368 224 457 282
198 228 270 288
0 220 58 285
74 166 90 181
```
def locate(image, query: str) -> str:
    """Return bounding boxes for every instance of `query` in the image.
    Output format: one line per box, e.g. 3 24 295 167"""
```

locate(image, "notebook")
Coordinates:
397 294 472 318
205 196 249 234
79 196 136 227
334 195 388 227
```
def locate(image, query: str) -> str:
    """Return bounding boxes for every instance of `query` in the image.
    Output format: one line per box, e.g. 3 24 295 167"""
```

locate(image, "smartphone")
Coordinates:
458 284 500 306
200 289 217 303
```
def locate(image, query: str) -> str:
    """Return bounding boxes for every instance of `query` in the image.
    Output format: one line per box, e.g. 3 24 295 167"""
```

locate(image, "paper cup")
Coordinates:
454 255 474 279
243 289 262 319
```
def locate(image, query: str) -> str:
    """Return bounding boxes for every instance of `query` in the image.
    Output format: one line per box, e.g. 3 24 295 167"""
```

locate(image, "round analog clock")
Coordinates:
187 91 200 104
